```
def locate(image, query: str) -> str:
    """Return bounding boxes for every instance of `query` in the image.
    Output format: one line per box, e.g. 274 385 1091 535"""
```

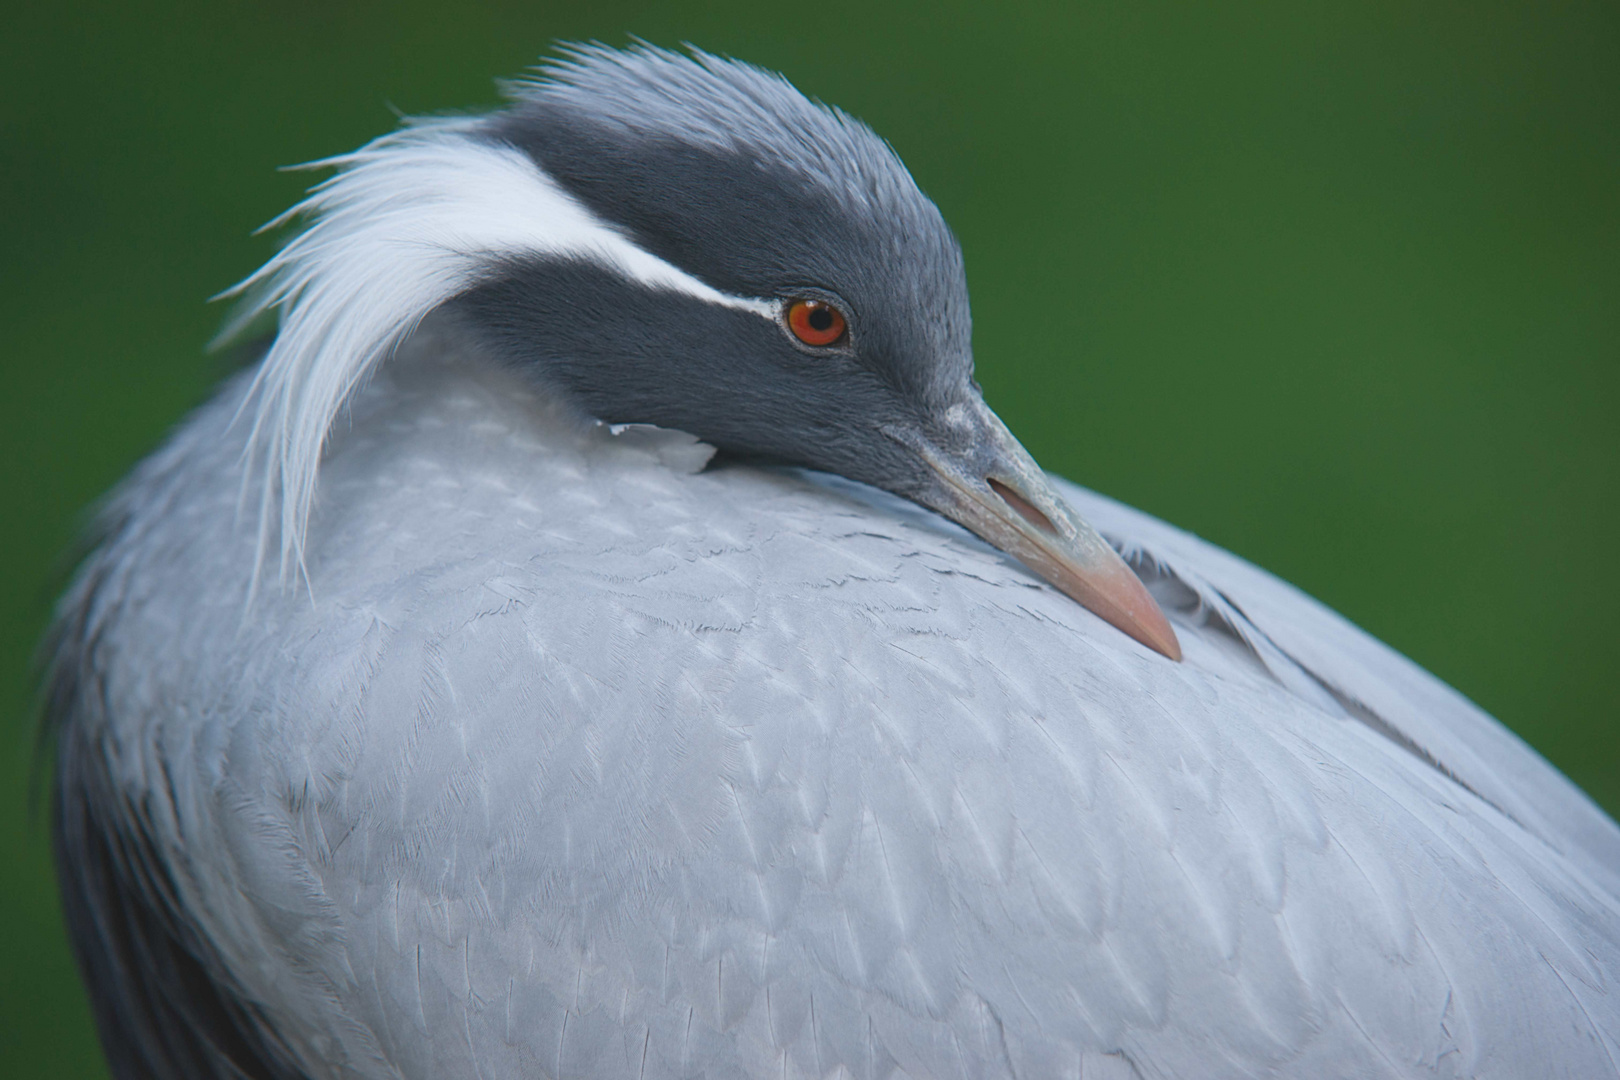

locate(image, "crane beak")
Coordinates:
891 400 1182 661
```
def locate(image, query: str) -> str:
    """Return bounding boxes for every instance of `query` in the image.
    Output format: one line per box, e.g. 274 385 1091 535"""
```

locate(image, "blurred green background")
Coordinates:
3 1 1616 1074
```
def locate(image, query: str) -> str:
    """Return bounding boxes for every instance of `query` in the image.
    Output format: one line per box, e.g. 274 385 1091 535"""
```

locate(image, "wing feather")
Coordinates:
50 346 1620 1078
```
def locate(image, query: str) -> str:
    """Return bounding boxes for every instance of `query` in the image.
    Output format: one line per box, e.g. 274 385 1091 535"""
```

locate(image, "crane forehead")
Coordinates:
482 114 974 399
498 44 932 233
482 48 974 399
487 111 913 291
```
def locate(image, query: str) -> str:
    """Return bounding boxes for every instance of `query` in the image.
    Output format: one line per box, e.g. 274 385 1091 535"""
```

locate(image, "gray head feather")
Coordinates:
519 43 920 214
486 44 974 406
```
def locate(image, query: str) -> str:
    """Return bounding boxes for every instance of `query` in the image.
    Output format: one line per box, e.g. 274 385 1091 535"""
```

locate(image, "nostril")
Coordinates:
987 478 1056 534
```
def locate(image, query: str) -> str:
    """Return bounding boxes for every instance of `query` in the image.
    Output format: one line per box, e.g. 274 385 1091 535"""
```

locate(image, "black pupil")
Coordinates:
807 307 834 332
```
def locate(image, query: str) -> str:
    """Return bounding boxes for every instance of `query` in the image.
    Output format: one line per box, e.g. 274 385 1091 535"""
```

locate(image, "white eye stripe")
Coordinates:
220 120 778 590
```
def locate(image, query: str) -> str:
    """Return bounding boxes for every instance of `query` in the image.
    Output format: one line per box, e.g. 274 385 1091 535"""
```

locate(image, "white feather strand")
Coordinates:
218 116 775 588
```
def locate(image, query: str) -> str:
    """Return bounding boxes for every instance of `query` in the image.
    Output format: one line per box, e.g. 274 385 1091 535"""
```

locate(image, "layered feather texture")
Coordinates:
52 328 1620 1079
51 43 1620 1080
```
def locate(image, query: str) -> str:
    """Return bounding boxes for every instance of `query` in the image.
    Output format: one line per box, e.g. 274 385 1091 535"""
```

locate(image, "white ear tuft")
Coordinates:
219 115 771 592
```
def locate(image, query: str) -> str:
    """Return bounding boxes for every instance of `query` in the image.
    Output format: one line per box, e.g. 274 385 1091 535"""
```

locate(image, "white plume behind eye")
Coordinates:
219 116 775 592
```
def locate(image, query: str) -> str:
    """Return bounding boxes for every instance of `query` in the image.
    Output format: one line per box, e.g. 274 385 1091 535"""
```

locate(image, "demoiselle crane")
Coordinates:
46 45 1620 1080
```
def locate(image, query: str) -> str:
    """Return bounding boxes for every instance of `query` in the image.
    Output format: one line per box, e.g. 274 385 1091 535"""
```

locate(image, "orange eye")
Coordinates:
786 299 847 347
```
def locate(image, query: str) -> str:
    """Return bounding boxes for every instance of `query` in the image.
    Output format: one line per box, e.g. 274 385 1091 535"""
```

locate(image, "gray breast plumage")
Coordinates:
49 325 1620 1080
